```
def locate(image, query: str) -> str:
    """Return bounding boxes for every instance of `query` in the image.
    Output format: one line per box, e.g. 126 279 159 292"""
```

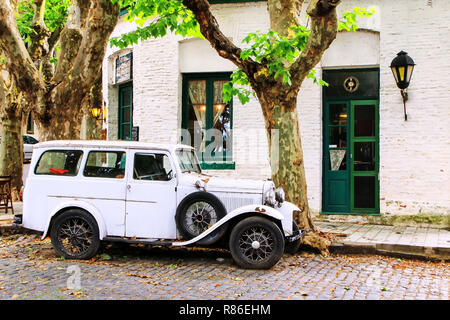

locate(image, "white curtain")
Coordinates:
188 80 206 151
213 80 227 126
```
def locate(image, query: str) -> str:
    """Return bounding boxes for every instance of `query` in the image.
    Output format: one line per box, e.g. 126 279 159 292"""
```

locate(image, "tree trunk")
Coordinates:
0 103 23 200
36 110 83 141
84 116 102 140
260 90 331 255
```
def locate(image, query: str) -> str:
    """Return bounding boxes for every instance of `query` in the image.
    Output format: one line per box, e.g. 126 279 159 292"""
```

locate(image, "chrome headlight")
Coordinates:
275 187 285 204
263 181 277 207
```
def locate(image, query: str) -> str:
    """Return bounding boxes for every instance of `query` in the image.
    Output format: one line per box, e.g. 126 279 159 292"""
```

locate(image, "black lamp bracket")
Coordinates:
400 89 408 121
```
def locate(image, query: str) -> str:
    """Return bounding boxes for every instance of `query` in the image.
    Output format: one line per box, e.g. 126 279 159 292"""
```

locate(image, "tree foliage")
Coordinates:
110 0 202 48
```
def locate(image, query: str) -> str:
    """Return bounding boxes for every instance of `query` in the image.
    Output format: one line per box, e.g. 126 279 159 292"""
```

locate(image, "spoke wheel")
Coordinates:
230 216 284 269
184 201 218 236
176 192 227 245
58 218 94 256
238 226 274 262
50 209 100 260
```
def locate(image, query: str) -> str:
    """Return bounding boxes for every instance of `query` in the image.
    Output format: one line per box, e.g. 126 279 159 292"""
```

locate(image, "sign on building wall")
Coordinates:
131 126 139 141
115 52 133 84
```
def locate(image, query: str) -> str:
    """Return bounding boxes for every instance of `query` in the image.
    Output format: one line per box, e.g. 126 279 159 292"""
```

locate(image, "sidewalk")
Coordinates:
1 202 449 261
317 221 450 261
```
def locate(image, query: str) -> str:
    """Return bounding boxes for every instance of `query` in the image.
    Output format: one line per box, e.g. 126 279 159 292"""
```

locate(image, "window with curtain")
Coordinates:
182 73 234 170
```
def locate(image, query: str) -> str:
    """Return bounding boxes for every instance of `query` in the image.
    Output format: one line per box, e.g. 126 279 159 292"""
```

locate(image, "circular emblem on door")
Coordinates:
343 76 359 93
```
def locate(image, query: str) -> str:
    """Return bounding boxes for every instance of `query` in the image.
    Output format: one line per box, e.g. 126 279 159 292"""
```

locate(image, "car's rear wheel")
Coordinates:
229 216 284 269
50 209 100 260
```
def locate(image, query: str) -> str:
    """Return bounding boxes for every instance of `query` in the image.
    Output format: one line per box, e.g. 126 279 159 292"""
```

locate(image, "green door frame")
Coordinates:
119 83 133 140
349 100 380 214
322 99 380 215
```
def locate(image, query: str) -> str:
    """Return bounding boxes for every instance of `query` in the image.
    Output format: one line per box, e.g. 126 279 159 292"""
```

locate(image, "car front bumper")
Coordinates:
285 228 312 242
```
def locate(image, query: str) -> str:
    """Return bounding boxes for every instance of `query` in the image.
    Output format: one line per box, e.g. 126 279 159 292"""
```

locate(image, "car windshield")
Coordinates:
176 149 201 173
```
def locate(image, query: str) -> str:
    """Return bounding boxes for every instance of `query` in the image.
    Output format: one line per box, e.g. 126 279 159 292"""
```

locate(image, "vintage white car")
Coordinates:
14 140 304 269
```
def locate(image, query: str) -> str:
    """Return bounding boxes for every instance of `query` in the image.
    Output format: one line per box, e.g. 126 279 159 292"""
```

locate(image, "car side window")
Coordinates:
83 151 126 179
27 136 38 144
35 150 83 176
133 153 173 181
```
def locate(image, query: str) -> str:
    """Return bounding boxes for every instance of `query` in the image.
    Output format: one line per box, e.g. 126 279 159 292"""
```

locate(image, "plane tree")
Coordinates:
0 0 119 197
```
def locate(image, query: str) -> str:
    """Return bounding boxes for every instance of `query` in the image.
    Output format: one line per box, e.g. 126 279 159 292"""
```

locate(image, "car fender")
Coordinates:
171 204 284 247
41 200 107 240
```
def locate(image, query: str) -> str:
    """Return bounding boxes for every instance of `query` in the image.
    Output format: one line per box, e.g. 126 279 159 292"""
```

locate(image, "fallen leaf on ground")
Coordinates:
127 273 152 279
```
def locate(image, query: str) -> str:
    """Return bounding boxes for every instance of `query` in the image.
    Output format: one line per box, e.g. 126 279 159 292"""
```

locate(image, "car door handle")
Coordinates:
127 184 131 191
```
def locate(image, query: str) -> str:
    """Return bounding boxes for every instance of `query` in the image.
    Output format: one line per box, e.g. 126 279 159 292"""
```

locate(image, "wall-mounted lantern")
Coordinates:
91 105 102 120
390 51 415 121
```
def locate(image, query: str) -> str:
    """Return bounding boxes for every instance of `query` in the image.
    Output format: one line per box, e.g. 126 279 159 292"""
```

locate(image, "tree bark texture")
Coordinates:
0 0 118 197
0 77 24 200
0 0 119 141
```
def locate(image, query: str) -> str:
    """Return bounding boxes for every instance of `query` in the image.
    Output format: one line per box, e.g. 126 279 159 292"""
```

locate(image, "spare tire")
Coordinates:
175 192 227 245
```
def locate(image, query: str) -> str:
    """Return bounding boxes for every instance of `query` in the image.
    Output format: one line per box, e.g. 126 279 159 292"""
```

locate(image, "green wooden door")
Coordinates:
323 101 350 213
323 99 379 214
350 100 379 213
119 84 133 140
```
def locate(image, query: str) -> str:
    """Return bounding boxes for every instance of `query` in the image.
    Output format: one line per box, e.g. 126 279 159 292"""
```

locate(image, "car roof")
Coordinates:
34 140 194 152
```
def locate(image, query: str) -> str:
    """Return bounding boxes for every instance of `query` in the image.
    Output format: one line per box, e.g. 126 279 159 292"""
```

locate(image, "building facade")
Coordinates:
102 0 450 218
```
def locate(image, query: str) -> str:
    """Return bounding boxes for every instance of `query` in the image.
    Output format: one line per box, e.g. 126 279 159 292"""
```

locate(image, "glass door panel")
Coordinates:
354 104 375 137
354 176 376 209
354 142 376 171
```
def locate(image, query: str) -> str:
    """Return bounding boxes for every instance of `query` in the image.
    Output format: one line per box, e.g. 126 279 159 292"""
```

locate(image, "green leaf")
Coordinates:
100 253 112 260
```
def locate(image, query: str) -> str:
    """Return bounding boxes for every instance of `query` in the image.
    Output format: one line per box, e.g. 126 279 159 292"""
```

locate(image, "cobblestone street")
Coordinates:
0 233 448 300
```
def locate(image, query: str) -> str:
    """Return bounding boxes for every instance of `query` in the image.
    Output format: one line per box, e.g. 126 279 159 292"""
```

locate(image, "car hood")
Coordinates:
179 172 271 194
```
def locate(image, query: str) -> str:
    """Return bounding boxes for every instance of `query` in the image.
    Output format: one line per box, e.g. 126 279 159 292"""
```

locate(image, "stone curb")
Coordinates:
330 242 449 262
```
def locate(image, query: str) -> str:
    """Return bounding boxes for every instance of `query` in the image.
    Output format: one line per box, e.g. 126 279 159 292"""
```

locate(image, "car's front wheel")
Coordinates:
50 209 100 260
229 216 284 269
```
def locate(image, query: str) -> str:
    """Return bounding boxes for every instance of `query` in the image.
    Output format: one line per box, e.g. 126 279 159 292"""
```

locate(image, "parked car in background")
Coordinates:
0 134 39 163
23 135 39 162
15 140 306 269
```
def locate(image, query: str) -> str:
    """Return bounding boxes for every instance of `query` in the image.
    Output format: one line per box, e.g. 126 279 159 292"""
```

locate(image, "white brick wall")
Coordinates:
103 0 450 216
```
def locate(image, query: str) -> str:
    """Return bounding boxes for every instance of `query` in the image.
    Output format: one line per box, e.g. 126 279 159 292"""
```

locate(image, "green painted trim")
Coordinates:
320 212 381 216
201 162 236 170
119 6 129 16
